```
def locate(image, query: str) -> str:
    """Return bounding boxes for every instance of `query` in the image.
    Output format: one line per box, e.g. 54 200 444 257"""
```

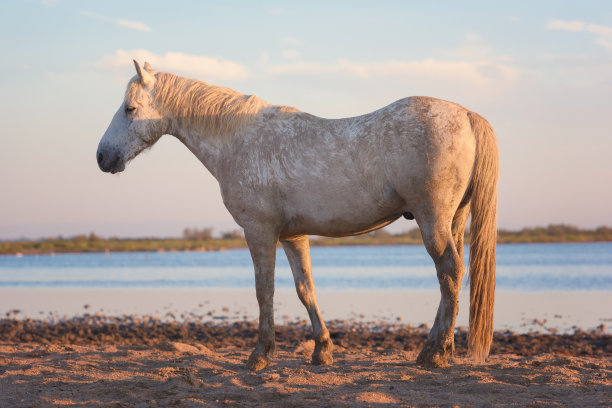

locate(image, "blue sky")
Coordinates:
1 1 611 239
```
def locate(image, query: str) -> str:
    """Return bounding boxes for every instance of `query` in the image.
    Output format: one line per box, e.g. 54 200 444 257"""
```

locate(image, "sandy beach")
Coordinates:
0 288 610 406
0 315 610 407
2 270 610 405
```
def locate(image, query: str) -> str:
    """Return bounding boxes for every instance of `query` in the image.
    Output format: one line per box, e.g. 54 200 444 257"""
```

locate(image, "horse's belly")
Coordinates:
281 185 406 237
286 213 402 238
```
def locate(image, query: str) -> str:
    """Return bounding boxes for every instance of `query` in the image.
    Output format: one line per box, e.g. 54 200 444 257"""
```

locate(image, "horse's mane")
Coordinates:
151 72 270 137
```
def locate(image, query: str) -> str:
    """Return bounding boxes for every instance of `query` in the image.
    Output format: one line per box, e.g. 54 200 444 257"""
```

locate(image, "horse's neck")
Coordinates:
168 122 226 180
166 104 284 180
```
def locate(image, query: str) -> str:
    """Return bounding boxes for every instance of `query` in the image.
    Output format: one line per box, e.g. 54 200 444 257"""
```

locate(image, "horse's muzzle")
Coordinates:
97 148 125 174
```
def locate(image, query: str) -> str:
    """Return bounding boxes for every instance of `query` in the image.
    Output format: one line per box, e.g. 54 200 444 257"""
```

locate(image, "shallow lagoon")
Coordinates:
1 243 610 290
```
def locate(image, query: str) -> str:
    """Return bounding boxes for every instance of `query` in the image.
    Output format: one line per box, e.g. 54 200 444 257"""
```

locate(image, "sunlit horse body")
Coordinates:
97 61 498 370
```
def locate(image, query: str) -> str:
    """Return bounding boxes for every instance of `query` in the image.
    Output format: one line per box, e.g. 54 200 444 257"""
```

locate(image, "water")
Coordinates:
1 243 611 291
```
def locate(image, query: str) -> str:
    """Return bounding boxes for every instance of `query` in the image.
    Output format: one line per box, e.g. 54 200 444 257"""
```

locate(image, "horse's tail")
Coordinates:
466 111 499 362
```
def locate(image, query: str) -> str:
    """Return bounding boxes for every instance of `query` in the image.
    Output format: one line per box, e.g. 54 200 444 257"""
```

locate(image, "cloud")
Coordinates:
547 19 612 51
587 23 612 37
282 49 301 60
547 19 585 32
596 38 612 52
265 33 520 89
547 19 612 36
267 57 519 86
81 11 151 32
268 60 368 77
97 49 250 81
116 19 150 32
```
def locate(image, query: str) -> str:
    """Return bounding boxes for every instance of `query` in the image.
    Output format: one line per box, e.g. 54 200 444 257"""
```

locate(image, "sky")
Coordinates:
0 0 611 240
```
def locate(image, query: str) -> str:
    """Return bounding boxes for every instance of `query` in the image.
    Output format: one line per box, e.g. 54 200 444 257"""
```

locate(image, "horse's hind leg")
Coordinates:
452 203 470 262
281 235 334 365
416 209 467 367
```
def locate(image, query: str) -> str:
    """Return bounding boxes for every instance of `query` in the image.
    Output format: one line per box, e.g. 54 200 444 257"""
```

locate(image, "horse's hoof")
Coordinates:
312 351 333 365
312 338 334 365
417 345 451 368
246 353 270 371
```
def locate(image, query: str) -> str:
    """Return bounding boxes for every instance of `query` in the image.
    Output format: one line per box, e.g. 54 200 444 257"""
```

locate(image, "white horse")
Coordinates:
97 61 498 370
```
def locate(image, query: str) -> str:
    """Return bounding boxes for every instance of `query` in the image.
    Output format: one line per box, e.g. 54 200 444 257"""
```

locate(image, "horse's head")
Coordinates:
96 61 168 173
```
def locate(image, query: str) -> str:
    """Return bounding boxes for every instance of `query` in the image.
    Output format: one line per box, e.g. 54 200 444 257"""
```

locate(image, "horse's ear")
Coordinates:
133 60 154 87
143 61 153 71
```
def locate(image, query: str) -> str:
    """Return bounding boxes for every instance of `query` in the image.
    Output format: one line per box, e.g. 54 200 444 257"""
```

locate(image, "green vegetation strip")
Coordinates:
1 225 611 255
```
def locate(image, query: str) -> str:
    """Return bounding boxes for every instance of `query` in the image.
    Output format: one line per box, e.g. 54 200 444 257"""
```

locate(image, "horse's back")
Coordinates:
314 95 479 226
346 96 476 182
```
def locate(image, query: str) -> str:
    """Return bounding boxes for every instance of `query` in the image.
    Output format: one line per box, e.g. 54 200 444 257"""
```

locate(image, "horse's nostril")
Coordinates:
97 152 104 165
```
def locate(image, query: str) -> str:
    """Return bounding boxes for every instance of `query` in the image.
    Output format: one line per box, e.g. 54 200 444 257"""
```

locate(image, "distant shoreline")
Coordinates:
1 224 610 256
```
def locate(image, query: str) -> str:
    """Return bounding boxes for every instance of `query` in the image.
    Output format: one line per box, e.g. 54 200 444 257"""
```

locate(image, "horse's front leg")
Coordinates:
281 235 333 365
244 228 278 371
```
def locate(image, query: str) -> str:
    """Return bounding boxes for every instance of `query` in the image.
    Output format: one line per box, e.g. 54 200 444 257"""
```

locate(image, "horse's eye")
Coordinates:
125 106 136 114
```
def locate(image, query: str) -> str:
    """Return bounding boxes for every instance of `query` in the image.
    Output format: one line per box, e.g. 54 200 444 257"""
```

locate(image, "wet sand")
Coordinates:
2 288 611 334
0 316 610 406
